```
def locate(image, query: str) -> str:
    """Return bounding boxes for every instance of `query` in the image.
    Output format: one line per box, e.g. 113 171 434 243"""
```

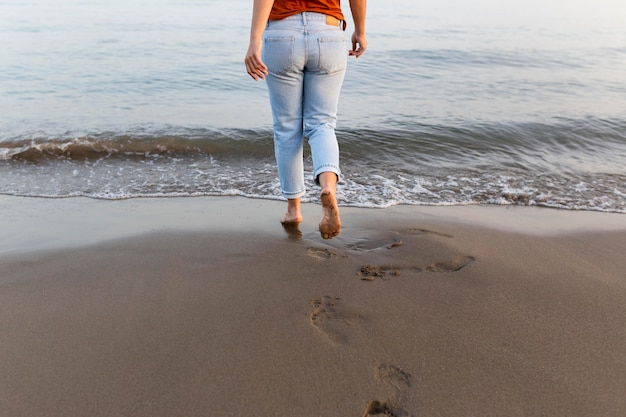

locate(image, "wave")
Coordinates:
2 117 625 176
1 118 624 213
0 128 276 162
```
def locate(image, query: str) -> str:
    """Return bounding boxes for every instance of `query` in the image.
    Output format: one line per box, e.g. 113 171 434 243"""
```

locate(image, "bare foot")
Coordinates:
280 212 302 225
319 190 341 239
281 198 302 225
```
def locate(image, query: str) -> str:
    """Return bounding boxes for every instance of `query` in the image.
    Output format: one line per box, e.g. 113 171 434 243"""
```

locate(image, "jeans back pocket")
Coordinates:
263 36 295 74
317 37 347 74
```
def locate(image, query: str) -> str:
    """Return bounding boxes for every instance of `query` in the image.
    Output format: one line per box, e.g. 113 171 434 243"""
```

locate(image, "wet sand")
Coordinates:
1 196 625 416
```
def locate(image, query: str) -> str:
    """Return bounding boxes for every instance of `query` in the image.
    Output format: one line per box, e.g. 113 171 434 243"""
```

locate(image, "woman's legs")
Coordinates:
303 23 347 238
303 32 346 184
263 17 307 203
263 24 306 225
264 13 347 237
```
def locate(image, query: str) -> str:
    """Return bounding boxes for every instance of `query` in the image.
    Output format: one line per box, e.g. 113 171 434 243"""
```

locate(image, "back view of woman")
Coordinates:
245 0 367 239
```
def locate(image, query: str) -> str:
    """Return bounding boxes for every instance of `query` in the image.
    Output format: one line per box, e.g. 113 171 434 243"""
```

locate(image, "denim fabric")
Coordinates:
263 12 347 199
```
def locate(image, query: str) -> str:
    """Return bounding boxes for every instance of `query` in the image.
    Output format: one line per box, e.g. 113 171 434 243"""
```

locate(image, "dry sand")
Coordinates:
1 196 625 416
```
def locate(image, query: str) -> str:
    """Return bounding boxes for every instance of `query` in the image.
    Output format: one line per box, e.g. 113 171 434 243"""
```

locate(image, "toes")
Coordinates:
320 228 340 240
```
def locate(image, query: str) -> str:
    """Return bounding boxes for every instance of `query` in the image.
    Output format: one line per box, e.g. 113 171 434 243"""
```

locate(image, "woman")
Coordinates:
245 0 367 239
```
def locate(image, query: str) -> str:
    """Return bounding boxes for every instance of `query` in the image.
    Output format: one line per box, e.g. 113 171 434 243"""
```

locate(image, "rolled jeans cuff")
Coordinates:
314 165 341 185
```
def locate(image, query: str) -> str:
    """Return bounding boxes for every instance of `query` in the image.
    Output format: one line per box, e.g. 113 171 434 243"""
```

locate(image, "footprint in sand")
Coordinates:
376 364 412 391
358 255 475 281
362 364 413 417
309 296 360 344
357 264 401 281
405 228 453 238
346 237 404 252
424 255 475 272
307 247 342 260
362 400 394 417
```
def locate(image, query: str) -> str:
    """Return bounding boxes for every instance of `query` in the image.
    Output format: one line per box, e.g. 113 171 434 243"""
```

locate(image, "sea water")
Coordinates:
1 0 625 212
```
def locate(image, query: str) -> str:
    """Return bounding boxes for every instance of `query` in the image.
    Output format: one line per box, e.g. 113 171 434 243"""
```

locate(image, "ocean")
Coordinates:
1 0 625 212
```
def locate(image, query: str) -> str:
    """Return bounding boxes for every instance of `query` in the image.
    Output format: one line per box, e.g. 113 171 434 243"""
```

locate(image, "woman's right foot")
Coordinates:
280 212 303 224
281 198 303 225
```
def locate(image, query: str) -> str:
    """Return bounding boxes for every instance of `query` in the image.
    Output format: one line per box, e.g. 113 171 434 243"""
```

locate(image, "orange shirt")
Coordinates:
269 0 344 22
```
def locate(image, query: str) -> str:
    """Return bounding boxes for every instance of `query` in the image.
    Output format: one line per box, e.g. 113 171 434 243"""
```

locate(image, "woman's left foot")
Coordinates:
319 190 341 239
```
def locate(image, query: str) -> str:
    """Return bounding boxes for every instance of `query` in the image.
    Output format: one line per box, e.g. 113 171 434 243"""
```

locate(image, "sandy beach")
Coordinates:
1 196 625 417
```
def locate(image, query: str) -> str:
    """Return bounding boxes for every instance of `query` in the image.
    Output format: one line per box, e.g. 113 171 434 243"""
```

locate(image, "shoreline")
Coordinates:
1 195 625 416
2 195 625 258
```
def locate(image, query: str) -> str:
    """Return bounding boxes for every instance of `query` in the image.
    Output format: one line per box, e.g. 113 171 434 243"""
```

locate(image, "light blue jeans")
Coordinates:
263 12 347 199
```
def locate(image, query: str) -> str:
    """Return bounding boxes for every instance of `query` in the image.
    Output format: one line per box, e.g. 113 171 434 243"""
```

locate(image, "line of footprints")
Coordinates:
309 296 412 417
307 228 474 416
